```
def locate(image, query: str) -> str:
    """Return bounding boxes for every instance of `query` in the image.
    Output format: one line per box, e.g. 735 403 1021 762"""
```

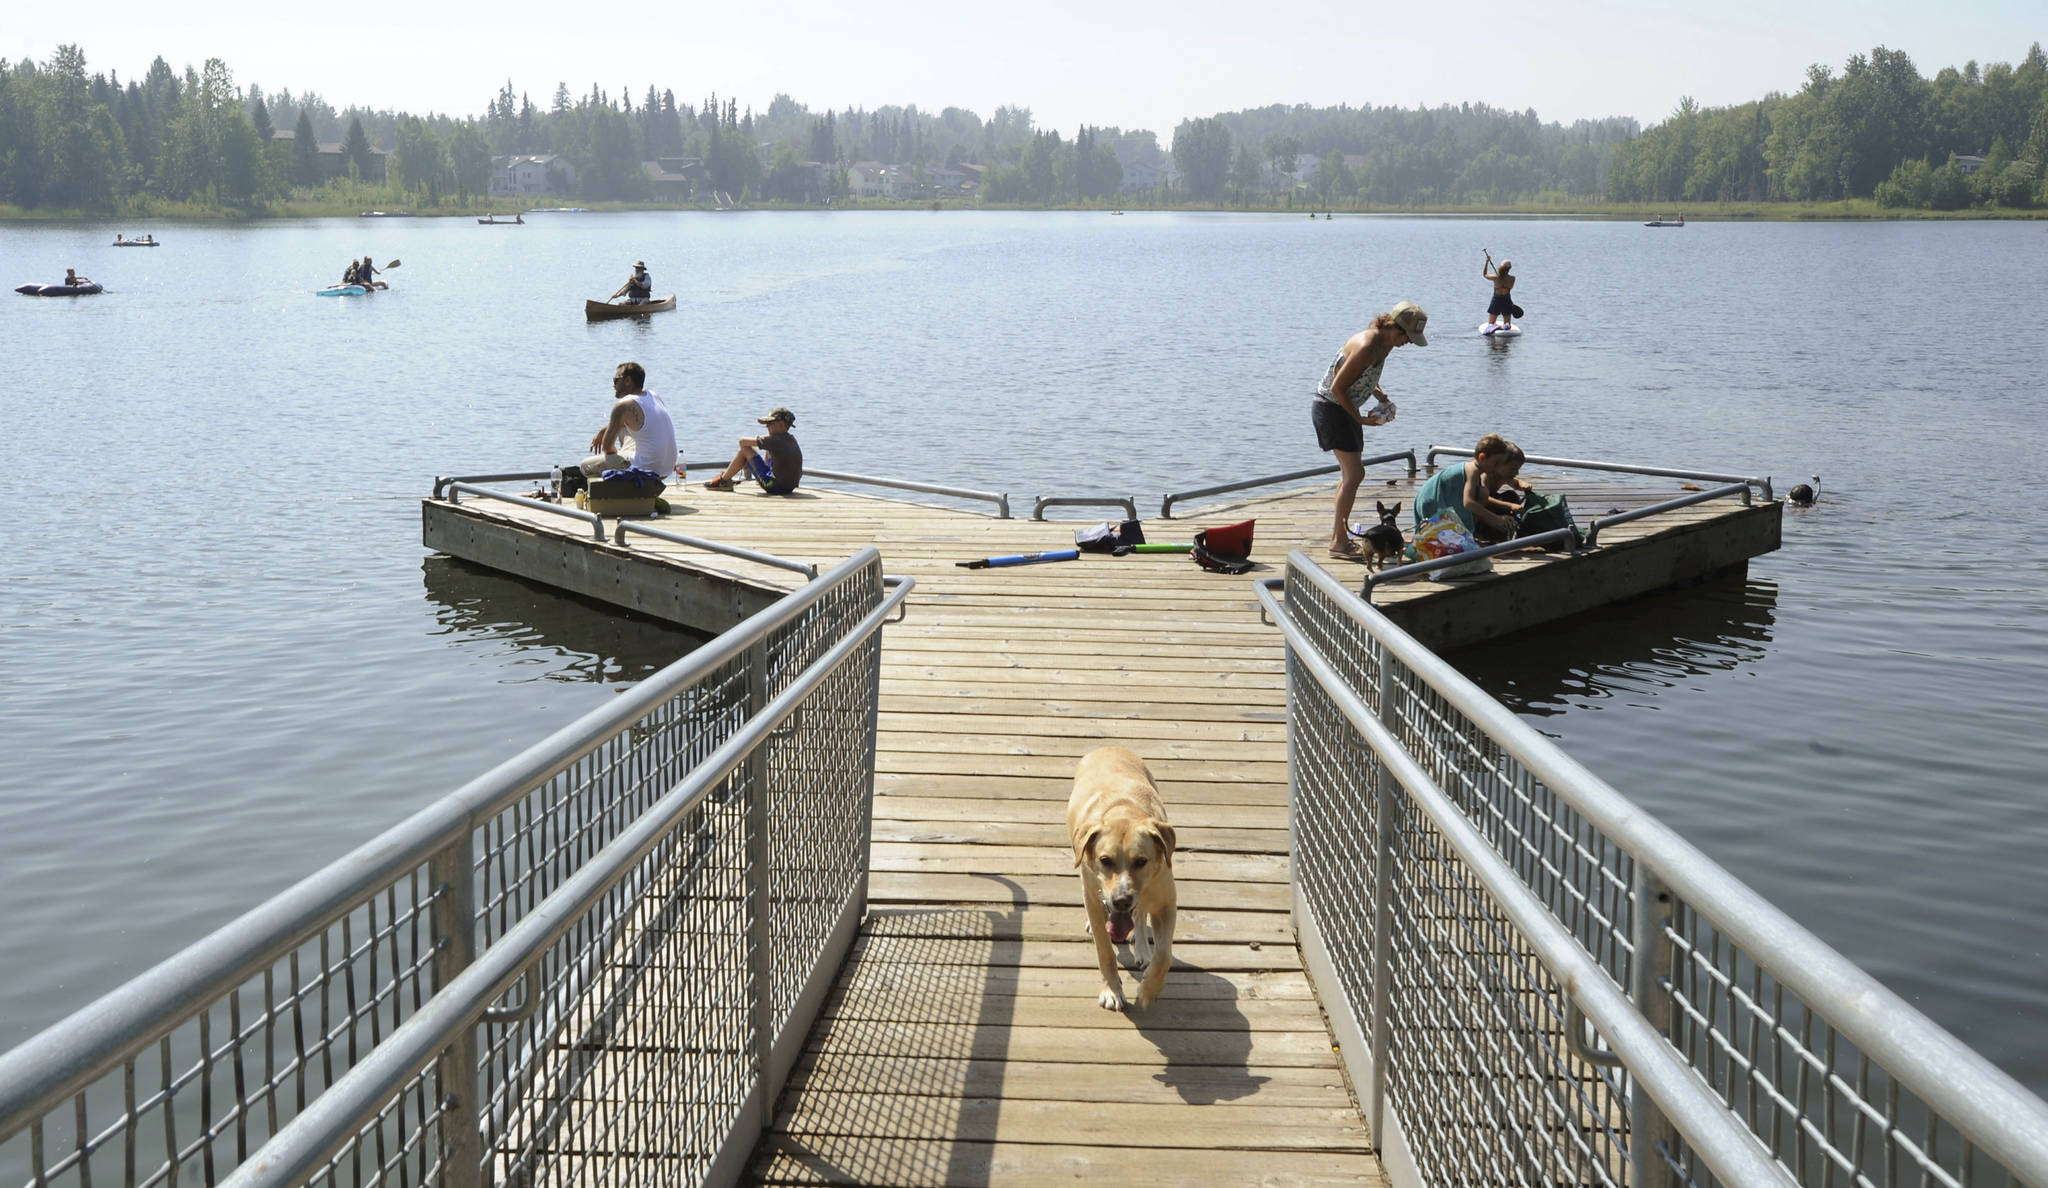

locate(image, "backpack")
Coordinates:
1515 491 1584 549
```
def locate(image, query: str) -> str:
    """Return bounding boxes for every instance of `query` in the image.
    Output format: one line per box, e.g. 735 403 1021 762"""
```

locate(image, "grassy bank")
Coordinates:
4 197 2042 221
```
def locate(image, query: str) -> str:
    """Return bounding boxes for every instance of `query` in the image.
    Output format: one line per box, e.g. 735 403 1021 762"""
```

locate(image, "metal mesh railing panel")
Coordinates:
4 556 891 1188
1279 557 2039 1188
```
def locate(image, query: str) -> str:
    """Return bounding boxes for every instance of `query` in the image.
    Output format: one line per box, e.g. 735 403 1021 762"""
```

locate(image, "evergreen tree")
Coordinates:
342 115 372 180
292 109 319 186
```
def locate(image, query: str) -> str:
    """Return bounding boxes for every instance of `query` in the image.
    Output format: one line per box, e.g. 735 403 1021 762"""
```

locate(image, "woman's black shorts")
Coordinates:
1311 398 1363 453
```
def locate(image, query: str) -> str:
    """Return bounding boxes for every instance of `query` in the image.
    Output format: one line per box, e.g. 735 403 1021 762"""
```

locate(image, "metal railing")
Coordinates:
613 520 817 578
1029 495 1138 521
1424 446 1774 502
442 480 606 540
1258 556 2048 1188
787 466 1011 518
0 552 911 1188
1162 449 1419 519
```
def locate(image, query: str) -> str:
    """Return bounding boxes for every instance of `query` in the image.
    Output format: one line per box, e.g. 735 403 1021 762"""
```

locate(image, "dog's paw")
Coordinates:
1134 984 1161 1009
1097 985 1127 1011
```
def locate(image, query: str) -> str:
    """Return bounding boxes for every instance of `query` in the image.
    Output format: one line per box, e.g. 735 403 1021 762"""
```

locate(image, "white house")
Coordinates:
847 161 906 199
1118 159 1179 194
491 154 577 197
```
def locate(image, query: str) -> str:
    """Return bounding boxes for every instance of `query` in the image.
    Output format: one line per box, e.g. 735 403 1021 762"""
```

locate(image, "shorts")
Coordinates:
1488 293 1523 318
748 454 796 494
1312 398 1364 454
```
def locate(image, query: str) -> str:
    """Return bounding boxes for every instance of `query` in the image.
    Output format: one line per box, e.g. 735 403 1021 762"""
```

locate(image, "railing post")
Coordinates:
428 845 484 1188
1629 866 1679 1185
744 638 776 1127
1367 637 1399 1144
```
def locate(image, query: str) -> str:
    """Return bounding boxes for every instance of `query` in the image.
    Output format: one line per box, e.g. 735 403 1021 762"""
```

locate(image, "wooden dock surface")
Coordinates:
428 467 1771 1187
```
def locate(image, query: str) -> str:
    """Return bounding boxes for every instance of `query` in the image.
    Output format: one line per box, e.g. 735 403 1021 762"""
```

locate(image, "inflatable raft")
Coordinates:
16 282 103 296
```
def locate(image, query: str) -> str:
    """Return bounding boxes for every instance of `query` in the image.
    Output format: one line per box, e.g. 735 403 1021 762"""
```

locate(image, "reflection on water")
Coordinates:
1452 574 1777 716
421 556 704 683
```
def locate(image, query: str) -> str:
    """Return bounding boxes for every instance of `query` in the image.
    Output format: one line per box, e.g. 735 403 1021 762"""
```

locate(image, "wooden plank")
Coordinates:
858 905 1296 947
782 1053 1353 1107
747 1136 1386 1187
874 771 1290 805
769 1093 1370 1149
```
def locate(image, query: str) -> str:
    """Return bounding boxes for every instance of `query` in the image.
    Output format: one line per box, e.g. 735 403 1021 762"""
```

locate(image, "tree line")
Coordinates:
1 41 2042 213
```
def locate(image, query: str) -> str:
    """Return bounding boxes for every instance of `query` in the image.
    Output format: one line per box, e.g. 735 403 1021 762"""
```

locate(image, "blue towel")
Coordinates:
597 466 664 493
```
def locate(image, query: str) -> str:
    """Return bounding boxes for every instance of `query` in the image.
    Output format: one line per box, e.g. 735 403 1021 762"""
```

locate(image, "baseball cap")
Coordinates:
758 406 796 426
1390 301 1429 346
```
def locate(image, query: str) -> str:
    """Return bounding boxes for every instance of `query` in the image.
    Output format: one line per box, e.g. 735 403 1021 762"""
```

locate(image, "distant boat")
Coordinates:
1645 215 1686 227
586 294 676 319
17 281 103 296
477 213 525 225
113 236 159 246
358 210 415 218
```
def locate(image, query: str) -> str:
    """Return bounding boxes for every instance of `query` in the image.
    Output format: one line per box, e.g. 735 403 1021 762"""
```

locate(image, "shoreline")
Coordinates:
3 198 2043 223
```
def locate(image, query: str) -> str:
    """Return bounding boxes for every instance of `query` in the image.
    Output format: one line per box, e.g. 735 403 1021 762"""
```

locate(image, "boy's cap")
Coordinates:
1390 301 1428 346
758 406 796 426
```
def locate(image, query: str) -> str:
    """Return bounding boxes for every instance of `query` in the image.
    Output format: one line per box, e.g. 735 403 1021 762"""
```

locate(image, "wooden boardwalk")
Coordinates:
426 467 1773 1187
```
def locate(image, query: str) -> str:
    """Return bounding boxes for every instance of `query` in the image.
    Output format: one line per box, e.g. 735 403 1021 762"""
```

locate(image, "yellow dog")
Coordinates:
1067 746 1178 1010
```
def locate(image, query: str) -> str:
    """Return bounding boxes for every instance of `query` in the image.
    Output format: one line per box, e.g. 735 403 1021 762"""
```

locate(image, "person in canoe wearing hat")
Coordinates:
702 406 803 494
614 260 652 304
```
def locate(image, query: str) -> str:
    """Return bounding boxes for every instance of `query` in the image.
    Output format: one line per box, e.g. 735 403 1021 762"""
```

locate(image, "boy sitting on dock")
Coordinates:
702 406 803 494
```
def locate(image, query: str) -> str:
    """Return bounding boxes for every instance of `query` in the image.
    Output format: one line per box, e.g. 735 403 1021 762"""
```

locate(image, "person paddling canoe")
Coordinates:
612 261 652 304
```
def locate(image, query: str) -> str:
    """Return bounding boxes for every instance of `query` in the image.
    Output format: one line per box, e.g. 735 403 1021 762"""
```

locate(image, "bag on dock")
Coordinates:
1191 520 1255 574
1076 520 1145 553
1515 492 1584 549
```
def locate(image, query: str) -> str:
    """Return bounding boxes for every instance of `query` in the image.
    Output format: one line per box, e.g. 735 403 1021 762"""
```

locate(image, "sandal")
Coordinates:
1328 540 1366 562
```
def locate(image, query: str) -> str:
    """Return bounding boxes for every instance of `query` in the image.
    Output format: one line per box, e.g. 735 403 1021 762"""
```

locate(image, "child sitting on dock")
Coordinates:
702 406 803 494
1414 433 1532 544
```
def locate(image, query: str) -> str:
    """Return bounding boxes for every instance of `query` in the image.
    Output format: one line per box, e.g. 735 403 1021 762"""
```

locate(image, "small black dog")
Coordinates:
1362 501 1405 570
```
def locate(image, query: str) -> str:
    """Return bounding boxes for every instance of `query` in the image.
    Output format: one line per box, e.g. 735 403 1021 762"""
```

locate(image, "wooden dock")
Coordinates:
422 467 1779 1186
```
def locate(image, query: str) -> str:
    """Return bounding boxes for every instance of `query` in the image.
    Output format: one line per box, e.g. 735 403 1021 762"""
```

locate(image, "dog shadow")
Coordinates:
1122 960 1271 1105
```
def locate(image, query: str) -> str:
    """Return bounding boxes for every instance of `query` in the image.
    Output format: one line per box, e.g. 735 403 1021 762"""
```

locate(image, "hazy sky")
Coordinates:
6 0 2041 136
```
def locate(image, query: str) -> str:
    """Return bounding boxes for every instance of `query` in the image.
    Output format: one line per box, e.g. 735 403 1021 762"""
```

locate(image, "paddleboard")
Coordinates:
318 284 367 297
1480 324 1523 337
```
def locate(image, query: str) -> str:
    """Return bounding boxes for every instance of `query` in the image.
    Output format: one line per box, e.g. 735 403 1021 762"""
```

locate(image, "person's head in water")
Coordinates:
1474 433 1524 483
613 361 646 392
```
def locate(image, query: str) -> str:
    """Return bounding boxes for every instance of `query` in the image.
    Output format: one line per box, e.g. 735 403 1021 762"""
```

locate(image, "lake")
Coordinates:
1 210 2044 1094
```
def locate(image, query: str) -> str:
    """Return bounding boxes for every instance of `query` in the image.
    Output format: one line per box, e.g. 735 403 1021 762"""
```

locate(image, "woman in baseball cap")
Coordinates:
1311 301 1427 561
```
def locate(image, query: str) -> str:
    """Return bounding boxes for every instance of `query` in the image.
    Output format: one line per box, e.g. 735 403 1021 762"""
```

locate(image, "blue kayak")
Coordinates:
318 284 368 297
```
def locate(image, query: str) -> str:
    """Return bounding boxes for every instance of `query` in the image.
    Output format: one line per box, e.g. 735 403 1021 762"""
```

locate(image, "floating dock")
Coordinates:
421 464 1779 1184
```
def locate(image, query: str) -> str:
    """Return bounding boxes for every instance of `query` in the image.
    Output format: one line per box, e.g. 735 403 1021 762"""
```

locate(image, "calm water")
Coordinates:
2 212 2045 1092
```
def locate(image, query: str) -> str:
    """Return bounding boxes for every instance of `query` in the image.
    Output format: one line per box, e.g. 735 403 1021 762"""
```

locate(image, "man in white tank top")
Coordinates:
580 361 678 481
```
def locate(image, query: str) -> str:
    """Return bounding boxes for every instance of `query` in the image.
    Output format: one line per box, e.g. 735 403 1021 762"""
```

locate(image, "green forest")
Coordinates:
0 41 2042 215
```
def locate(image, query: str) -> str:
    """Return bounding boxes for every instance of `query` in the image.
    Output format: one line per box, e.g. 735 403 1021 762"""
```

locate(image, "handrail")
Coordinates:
443 481 606 540
218 571 917 1187
1425 445 1774 501
1161 449 1418 518
614 519 818 578
1358 526 1578 599
1583 481 1752 546
0 550 893 1137
793 465 1011 518
433 471 550 499
1030 494 1138 521
1271 558 2048 1184
1254 568 1794 1188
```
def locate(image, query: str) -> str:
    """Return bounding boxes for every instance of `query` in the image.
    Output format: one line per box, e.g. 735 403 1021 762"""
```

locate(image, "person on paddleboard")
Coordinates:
1483 251 1521 331
1313 301 1427 561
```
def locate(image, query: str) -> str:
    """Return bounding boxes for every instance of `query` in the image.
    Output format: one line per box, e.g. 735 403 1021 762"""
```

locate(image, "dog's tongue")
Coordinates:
1107 909 1135 943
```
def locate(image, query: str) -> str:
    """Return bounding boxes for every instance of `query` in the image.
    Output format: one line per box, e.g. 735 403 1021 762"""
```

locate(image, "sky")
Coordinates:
5 0 2042 137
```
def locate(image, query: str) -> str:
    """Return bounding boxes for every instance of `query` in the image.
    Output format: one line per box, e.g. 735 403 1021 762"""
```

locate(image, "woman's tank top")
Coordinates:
1315 348 1385 407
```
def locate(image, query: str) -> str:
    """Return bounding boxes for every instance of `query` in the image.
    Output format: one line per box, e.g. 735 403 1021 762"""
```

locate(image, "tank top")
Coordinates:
622 392 677 475
1315 347 1385 407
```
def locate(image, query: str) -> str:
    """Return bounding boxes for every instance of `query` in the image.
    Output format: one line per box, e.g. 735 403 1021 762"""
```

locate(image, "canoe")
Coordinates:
16 282 103 296
477 216 524 224
113 239 159 247
586 294 677 319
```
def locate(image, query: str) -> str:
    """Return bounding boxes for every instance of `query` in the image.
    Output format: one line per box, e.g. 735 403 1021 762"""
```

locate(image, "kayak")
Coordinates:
318 284 367 297
586 294 676 319
16 282 103 296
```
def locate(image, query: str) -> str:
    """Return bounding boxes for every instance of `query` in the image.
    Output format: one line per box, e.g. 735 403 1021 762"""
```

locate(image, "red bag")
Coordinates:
1191 519 1255 574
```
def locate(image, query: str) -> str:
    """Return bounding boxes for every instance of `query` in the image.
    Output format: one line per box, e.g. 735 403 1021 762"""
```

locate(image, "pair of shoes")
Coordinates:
702 477 736 492
1328 540 1365 562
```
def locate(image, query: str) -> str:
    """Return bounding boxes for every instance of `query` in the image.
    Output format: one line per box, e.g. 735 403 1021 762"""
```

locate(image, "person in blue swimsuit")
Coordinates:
1313 301 1428 560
